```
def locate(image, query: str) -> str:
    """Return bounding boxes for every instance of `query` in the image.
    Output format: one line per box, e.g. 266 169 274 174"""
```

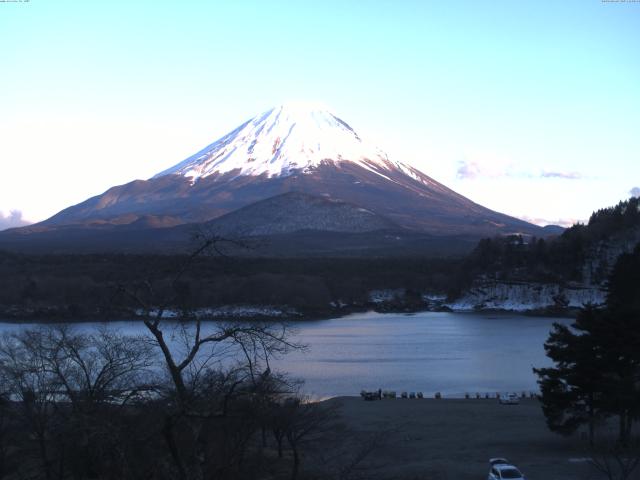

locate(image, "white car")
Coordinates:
499 393 520 405
487 458 526 479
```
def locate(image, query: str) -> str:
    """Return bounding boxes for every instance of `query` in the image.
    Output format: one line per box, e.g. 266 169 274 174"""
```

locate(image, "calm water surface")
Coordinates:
0 311 570 398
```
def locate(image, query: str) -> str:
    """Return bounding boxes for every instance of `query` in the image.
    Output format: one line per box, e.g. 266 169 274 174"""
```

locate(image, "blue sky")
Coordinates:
1 0 639 228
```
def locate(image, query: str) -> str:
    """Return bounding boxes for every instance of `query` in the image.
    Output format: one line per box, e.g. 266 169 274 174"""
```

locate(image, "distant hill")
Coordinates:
541 224 565 236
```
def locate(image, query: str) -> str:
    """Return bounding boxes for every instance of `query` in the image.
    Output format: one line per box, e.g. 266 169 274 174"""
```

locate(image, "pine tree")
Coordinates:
535 244 640 444
601 245 640 444
534 305 607 445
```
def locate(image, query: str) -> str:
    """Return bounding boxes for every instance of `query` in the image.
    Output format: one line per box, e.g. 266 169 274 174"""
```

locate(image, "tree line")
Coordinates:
0 251 461 320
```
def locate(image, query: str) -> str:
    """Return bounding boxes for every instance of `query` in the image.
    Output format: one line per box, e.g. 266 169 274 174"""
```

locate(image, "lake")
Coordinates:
0 311 570 398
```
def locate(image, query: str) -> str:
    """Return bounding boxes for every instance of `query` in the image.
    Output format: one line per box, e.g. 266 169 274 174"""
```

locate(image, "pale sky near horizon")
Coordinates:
1 0 639 229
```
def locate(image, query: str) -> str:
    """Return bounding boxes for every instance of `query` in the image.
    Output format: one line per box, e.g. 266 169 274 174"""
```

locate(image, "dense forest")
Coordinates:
1 197 639 320
455 197 640 292
0 252 462 320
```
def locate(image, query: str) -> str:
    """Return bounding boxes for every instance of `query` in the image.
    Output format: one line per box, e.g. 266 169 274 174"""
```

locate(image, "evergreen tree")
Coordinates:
534 305 607 445
535 244 640 444
600 244 640 444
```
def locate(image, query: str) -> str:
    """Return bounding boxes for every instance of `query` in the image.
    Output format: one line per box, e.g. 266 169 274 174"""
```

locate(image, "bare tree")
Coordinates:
589 438 640 480
116 235 299 405
41 326 154 408
0 326 157 480
0 330 61 480
280 400 390 480
276 396 341 480
334 430 390 480
0 389 10 479
114 233 304 480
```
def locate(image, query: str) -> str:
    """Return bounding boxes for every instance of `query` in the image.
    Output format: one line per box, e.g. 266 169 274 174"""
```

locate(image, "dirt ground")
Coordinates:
322 396 603 480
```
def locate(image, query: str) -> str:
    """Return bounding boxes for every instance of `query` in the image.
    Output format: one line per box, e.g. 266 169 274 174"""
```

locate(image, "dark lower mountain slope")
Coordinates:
204 191 398 237
37 161 543 237
0 191 481 256
0 223 478 257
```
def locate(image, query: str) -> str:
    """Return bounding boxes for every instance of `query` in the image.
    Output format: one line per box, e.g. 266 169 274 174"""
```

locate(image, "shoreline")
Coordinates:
0 303 577 324
321 391 539 401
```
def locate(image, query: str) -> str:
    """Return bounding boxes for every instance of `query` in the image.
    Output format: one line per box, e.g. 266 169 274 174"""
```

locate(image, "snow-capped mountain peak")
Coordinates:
154 102 394 180
33 102 546 241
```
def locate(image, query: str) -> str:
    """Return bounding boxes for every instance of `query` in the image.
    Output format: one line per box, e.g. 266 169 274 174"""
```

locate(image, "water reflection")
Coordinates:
0 311 570 397
278 311 570 397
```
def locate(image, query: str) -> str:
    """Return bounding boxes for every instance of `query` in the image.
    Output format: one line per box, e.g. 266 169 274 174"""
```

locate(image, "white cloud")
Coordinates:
455 152 586 182
456 160 484 179
455 151 515 180
541 170 583 180
0 210 31 231
630 187 640 197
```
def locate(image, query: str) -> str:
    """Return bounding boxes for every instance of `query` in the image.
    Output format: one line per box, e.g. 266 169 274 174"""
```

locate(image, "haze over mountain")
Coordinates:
1 103 551 254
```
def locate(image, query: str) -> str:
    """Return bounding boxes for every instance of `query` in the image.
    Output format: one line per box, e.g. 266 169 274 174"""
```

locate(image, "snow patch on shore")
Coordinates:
368 289 406 304
448 281 606 312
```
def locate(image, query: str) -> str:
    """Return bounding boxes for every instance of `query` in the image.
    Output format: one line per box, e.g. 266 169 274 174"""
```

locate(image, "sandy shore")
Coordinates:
323 396 595 480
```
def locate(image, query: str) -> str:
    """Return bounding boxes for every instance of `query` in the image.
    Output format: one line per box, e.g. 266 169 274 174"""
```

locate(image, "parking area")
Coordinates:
324 397 593 479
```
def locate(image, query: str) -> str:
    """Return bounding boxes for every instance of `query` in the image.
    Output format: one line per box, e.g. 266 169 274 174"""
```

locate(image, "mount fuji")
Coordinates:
2 103 548 254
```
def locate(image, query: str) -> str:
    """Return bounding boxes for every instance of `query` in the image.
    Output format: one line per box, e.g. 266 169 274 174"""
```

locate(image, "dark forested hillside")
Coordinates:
0 252 461 320
456 197 640 291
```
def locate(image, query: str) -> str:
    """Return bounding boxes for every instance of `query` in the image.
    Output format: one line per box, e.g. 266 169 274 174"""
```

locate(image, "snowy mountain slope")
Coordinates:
154 102 396 180
153 102 452 197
